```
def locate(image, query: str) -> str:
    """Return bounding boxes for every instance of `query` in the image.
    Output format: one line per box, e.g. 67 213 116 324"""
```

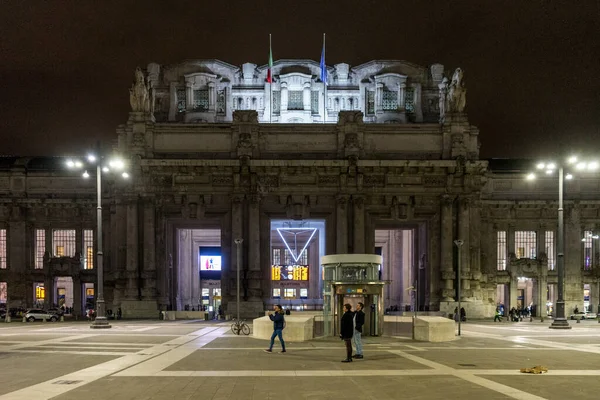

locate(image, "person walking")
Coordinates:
265 304 286 353
494 307 502 322
352 302 365 359
340 303 354 363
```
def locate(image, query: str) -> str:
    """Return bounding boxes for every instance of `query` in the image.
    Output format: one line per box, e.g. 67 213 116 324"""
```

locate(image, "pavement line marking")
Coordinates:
113 327 226 377
388 350 548 400
0 327 221 400
2 349 132 356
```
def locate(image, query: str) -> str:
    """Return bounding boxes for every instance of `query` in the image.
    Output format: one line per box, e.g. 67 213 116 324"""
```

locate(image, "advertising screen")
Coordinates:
200 256 222 271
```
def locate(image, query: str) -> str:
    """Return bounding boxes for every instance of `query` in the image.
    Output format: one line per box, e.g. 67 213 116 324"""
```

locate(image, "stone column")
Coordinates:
229 196 243 315
336 195 348 254
142 202 156 300
8 220 27 309
458 197 471 300
565 204 582 314
309 238 320 300
280 83 288 112
509 274 518 310
178 229 192 308
398 83 406 109
185 80 193 112
44 276 54 310
208 82 216 112
440 196 454 301
72 278 82 317
247 196 261 301
394 230 405 307
303 83 311 111
126 201 139 299
353 197 365 253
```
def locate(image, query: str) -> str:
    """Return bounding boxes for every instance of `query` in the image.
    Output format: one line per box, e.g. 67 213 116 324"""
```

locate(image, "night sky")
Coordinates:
1 1 599 159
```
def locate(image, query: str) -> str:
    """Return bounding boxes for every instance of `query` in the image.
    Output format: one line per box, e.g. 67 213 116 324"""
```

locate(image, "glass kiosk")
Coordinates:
321 254 387 337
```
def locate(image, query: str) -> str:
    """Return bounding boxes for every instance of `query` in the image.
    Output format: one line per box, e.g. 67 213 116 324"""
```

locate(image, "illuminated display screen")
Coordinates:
271 265 309 281
200 256 222 271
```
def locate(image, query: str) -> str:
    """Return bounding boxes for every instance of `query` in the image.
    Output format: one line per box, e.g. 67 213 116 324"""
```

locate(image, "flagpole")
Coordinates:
269 33 273 124
322 33 326 124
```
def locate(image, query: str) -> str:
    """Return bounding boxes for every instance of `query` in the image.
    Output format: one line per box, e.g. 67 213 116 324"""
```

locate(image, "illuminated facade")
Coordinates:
1 59 599 319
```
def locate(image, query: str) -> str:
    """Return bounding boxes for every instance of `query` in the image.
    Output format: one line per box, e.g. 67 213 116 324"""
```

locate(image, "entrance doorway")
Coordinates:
375 228 420 312
176 228 222 311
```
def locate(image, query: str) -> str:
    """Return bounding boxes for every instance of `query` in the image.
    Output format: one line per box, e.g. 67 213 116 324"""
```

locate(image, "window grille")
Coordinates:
272 248 281 265
84 229 94 269
0 229 6 269
515 231 536 259
176 89 186 113
0 282 6 302
366 91 375 114
405 87 415 113
193 89 209 111
284 249 292 265
288 91 303 110
382 89 398 111
272 91 281 114
298 249 308 265
497 231 506 270
35 229 45 269
545 231 555 270
216 89 225 115
53 230 76 257
311 91 319 114
583 230 593 270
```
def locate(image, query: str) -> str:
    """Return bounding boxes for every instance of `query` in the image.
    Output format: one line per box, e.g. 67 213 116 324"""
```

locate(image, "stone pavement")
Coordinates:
0 319 600 399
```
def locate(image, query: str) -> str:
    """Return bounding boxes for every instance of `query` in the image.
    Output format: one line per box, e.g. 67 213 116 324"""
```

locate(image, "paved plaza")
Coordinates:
0 319 599 399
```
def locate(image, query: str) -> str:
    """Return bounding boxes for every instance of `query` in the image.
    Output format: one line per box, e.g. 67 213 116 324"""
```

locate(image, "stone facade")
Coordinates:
1 60 598 319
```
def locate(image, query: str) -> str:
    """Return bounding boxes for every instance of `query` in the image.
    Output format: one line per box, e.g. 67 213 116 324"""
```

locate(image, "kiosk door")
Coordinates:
335 293 381 336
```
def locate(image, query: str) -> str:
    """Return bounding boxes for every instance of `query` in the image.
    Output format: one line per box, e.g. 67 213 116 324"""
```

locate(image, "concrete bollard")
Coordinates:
60 315 64 322
42 317 46 323
6 315 11 323
577 318 581 323
22 316 26 323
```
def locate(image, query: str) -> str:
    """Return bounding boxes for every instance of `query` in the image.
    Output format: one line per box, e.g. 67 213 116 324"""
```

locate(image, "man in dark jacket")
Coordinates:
340 303 354 362
265 304 286 353
352 302 365 359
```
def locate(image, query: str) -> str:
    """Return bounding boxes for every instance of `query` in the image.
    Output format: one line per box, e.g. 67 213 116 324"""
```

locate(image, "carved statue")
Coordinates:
447 68 467 113
129 67 154 114
438 77 448 123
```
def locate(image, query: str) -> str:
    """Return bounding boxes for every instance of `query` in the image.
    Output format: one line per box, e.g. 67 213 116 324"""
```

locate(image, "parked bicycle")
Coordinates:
231 318 250 335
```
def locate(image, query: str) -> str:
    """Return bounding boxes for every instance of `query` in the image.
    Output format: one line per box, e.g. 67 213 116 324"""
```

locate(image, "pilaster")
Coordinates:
126 201 138 298
353 196 365 253
336 195 349 253
440 195 454 301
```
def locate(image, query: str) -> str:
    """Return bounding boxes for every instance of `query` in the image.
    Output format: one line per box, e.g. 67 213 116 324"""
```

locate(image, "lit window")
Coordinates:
35 229 45 269
273 288 281 298
515 231 536 259
272 248 281 265
300 288 308 298
545 231 555 270
0 229 6 269
583 231 594 270
497 231 506 270
53 230 76 257
84 229 94 269
0 282 6 302
284 288 296 298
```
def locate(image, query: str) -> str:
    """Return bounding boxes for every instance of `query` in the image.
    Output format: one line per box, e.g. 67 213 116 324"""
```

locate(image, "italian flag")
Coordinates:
267 34 273 83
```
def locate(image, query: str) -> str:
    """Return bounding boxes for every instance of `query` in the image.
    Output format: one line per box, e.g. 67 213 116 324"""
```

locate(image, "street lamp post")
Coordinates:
234 238 243 321
454 240 464 336
551 166 570 329
527 157 598 329
67 154 129 329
